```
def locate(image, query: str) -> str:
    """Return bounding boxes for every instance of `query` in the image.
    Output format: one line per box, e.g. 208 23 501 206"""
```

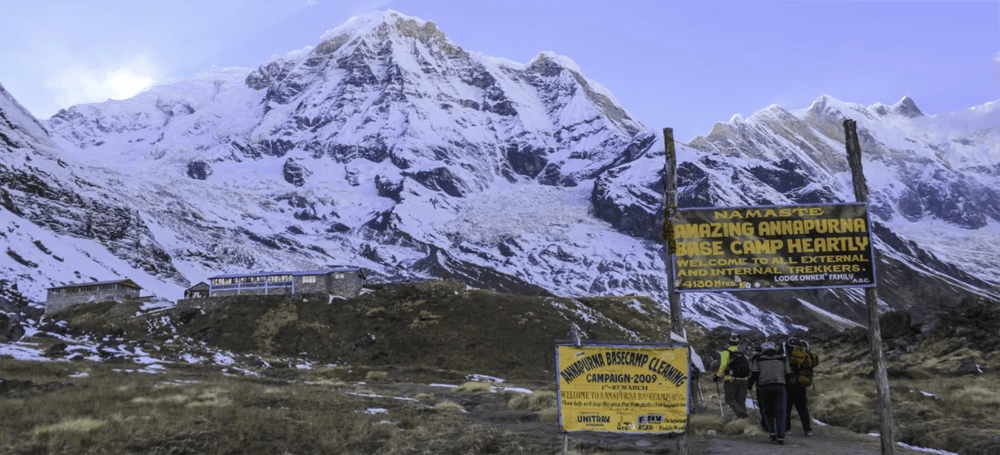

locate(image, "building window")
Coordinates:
302 276 316 283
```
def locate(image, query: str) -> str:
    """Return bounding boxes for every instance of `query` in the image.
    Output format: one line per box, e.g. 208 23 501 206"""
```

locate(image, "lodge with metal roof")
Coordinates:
197 267 365 299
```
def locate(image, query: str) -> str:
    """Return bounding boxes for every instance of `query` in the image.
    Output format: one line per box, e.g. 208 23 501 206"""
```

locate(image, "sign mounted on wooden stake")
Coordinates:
556 343 689 434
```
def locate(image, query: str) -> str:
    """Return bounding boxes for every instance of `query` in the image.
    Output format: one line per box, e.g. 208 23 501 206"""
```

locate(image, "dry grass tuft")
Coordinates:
31 418 107 454
720 417 767 437
34 418 105 436
452 381 491 393
537 407 559 424
453 425 513 453
409 310 441 329
947 383 1000 413
812 384 878 433
433 400 465 412
687 413 724 435
311 378 348 387
184 388 232 407
365 307 391 318
507 391 556 411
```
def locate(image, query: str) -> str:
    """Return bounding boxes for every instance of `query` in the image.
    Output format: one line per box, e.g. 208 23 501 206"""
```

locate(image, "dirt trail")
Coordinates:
687 426 931 455
373 381 932 455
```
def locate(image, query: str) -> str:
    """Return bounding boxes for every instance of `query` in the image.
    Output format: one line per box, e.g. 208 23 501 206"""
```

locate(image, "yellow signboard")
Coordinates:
671 203 876 292
556 344 688 433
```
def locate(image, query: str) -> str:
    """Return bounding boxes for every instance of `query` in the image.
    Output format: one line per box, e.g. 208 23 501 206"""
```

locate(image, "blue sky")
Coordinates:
1 0 997 141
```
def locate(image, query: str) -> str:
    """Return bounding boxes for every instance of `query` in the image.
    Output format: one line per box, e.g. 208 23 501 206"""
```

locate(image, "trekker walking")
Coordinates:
715 332 750 419
749 341 791 445
785 337 818 436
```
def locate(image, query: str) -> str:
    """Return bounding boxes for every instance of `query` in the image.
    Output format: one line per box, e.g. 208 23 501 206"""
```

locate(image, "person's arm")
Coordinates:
716 350 731 378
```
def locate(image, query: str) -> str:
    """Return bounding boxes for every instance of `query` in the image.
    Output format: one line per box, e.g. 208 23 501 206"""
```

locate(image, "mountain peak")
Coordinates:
317 10 450 48
320 10 424 37
892 95 923 118
868 95 922 119
528 51 583 74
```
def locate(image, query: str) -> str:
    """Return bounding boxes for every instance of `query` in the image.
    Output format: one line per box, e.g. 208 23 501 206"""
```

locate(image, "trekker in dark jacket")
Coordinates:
749 341 791 445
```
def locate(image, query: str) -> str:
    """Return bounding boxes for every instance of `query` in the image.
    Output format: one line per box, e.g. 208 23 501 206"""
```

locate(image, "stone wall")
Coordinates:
175 292 332 312
45 286 141 315
327 271 364 298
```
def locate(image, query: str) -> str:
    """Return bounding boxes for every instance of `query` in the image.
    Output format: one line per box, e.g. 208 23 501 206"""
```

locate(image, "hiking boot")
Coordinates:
805 431 814 437
777 438 785 445
769 434 776 442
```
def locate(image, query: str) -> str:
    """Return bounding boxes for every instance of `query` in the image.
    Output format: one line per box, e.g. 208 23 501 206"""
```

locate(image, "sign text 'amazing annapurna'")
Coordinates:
670 203 876 292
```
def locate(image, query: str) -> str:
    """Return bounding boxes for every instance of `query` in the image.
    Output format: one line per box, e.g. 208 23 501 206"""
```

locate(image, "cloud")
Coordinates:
46 56 159 110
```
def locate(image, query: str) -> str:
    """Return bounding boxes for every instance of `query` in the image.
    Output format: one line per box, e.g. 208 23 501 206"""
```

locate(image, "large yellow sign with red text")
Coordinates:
557 344 688 433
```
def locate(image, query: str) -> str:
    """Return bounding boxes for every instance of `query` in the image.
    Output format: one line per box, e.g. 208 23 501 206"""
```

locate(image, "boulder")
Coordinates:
283 158 312 187
880 311 913 340
186 160 213 180
955 357 983 376
47 342 68 357
375 174 404 202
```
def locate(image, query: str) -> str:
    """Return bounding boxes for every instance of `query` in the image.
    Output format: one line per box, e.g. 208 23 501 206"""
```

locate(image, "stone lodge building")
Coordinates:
45 279 142 314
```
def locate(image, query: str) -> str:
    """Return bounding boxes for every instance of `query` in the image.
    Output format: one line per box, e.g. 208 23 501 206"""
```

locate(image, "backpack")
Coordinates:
726 350 751 378
788 347 819 387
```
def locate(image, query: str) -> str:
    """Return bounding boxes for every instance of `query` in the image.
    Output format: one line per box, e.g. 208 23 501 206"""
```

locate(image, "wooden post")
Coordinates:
844 119 895 455
663 127 687 455
663 128 683 337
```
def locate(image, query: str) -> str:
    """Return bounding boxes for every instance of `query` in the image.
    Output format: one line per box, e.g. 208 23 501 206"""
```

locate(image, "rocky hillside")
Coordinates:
22 281 681 383
1 10 998 335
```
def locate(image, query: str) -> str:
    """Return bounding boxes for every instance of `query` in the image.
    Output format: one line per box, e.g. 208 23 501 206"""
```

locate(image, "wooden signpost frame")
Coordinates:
661 122 895 455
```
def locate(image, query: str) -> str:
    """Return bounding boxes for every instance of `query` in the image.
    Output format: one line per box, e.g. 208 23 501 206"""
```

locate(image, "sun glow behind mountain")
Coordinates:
48 58 157 111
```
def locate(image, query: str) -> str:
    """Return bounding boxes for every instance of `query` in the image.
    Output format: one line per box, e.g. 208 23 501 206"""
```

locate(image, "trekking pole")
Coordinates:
715 379 724 418
697 378 705 410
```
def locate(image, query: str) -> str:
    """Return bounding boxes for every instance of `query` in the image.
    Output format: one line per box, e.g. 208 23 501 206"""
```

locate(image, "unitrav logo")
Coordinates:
577 415 611 423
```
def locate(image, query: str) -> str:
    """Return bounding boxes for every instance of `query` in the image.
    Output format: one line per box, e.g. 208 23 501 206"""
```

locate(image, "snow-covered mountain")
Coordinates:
2 10 998 334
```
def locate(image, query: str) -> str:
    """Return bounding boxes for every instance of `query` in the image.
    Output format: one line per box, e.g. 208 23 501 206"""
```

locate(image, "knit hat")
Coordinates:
729 332 740 344
760 341 777 352
787 337 800 348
